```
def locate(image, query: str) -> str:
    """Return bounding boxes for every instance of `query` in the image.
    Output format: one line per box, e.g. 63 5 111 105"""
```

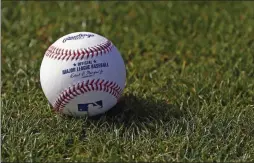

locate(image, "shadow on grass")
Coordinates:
68 93 186 142
87 93 184 125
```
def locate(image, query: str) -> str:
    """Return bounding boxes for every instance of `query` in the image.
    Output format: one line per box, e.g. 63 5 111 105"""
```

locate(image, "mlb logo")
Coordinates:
78 100 103 112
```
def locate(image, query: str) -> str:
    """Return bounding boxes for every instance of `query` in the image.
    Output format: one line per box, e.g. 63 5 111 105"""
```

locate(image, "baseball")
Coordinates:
40 32 126 117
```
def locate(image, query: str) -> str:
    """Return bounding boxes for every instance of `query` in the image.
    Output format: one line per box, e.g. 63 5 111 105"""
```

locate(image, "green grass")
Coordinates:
1 1 254 162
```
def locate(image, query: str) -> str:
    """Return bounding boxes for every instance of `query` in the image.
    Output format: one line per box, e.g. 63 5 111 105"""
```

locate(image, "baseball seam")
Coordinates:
53 79 123 112
45 40 113 61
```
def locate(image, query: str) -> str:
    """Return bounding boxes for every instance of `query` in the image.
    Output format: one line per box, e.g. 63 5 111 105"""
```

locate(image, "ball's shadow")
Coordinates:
87 93 183 125
77 93 185 141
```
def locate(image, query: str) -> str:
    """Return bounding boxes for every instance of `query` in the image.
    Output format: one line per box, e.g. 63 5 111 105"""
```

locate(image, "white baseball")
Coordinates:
40 32 126 117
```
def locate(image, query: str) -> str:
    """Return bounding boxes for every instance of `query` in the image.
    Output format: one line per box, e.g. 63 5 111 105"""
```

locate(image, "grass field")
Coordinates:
1 1 254 162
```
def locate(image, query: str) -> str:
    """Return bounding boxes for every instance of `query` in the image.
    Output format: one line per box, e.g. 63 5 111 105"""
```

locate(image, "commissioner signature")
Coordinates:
70 69 103 78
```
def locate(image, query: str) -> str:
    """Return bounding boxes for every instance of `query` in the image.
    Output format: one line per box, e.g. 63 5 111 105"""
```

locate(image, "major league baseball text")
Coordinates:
62 59 109 79
40 32 126 117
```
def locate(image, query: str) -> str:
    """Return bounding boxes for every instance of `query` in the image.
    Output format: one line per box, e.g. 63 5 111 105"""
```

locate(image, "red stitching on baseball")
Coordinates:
45 40 113 61
53 79 122 112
